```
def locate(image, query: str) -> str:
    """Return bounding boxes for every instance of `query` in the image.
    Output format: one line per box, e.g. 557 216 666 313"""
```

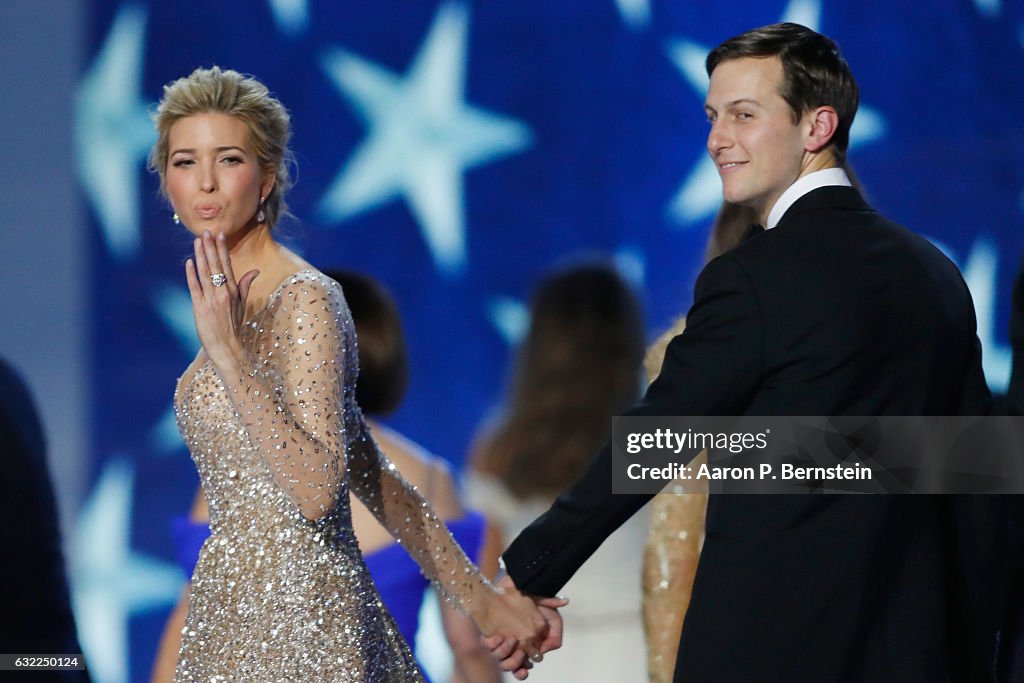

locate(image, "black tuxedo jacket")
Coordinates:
503 187 1002 682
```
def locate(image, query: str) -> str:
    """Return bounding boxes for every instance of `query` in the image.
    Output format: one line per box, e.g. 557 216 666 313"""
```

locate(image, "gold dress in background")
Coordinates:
172 270 486 682
640 318 708 683
642 479 707 683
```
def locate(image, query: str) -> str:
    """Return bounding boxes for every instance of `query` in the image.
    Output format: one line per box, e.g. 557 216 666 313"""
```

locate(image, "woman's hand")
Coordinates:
184 230 259 369
474 577 568 680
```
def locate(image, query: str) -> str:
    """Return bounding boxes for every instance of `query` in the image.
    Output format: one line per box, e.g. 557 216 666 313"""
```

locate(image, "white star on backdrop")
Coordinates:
782 0 821 29
974 0 1001 17
151 408 185 454
664 0 887 225
71 459 182 683
75 3 155 261
960 238 1012 391
488 296 530 346
267 0 309 37
614 246 647 290
150 285 199 454
317 2 533 276
614 0 652 30
929 235 1012 392
154 285 200 352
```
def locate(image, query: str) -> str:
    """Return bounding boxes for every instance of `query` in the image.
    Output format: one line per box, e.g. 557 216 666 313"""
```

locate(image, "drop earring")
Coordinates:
257 197 266 223
172 213 180 225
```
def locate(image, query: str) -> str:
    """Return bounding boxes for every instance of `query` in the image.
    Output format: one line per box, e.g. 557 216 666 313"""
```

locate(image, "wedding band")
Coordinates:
210 273 227 287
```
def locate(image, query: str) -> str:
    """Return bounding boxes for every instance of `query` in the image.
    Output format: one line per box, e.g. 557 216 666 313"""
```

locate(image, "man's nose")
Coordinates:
706 120 731 156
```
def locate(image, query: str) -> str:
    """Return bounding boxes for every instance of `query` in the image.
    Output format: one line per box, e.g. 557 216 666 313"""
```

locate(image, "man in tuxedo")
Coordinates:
1002 258 1024 682
494 23 1002 682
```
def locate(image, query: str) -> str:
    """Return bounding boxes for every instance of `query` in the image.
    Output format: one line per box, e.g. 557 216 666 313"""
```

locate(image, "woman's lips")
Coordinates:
195 205 222 219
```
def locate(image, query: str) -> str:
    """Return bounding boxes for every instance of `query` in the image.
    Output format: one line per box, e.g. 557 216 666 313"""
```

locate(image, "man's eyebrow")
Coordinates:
707 98 762 110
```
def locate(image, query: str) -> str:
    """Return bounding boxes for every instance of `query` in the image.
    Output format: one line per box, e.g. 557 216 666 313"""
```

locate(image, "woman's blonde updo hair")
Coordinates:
148 66 293 229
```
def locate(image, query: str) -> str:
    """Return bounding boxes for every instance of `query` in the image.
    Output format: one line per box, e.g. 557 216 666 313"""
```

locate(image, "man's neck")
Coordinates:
755 150 841 225
763 164 851 229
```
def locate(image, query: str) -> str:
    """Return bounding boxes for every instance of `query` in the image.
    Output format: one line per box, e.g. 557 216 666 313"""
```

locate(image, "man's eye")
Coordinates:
737 112 753 120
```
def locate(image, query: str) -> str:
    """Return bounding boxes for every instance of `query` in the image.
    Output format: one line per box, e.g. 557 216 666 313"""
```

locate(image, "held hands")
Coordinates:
184 231 259 369
479 576 568 680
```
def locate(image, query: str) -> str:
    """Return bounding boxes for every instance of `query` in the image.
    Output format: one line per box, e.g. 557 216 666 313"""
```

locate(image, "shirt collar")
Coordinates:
765 167 852 229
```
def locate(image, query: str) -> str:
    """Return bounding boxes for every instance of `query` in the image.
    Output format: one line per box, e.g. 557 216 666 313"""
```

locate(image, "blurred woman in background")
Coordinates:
469 259 646 682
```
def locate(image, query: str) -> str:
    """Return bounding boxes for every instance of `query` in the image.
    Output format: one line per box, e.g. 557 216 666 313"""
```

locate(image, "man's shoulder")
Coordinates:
728 188 963 291
774 187 939 255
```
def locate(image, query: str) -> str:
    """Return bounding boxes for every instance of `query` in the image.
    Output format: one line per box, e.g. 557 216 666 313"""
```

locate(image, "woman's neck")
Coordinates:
226 223 275 279
224 224 302 315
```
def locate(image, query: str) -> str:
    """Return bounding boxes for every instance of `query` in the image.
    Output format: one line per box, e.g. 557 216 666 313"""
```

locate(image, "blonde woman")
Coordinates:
150 66 557 681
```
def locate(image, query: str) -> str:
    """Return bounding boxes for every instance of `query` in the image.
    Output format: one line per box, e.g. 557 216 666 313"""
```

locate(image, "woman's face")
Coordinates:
164 112 274 238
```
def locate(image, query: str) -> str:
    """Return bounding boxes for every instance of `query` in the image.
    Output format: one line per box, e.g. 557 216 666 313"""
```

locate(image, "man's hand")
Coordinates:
482 576 568 680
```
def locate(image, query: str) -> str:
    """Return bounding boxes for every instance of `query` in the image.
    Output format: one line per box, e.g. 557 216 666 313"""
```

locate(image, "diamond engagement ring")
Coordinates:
210 273 228 287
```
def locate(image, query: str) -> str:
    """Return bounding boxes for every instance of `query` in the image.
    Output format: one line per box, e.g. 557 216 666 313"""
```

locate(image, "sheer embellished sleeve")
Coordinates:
219 270 493 614
346 411 495 615
216 272 349 521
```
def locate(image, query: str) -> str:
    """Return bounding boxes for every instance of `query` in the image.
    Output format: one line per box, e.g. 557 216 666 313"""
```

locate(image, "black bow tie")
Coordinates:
741 223 765 243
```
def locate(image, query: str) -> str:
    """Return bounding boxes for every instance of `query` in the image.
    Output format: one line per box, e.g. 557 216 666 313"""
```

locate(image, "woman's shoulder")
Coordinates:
260 246 337 298
261 267 349 322
274 267 342 299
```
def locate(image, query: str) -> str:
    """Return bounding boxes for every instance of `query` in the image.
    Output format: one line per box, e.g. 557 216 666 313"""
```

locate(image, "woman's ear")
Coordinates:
261 171 277 202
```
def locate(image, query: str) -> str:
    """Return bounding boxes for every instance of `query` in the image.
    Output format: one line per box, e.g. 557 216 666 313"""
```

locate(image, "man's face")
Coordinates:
705 56 809 219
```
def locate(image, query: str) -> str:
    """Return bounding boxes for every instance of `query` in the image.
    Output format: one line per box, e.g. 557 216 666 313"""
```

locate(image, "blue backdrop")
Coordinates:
74 1 1024 680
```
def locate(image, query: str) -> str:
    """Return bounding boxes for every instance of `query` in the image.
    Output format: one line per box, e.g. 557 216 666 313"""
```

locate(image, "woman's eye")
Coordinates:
221 156 242 165
172 158 194 167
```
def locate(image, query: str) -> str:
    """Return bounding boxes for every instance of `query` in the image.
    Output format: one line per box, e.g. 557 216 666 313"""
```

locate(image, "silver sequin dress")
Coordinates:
173 270 488 682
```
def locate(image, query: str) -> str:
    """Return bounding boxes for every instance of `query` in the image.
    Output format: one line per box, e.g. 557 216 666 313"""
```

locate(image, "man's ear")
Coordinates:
804 106 839 153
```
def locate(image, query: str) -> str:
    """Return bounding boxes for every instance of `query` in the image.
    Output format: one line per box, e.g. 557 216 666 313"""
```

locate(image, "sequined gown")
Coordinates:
173 270 487 682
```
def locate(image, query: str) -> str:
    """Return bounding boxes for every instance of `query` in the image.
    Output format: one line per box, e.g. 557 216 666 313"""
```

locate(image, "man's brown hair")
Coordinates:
706 23 859 162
